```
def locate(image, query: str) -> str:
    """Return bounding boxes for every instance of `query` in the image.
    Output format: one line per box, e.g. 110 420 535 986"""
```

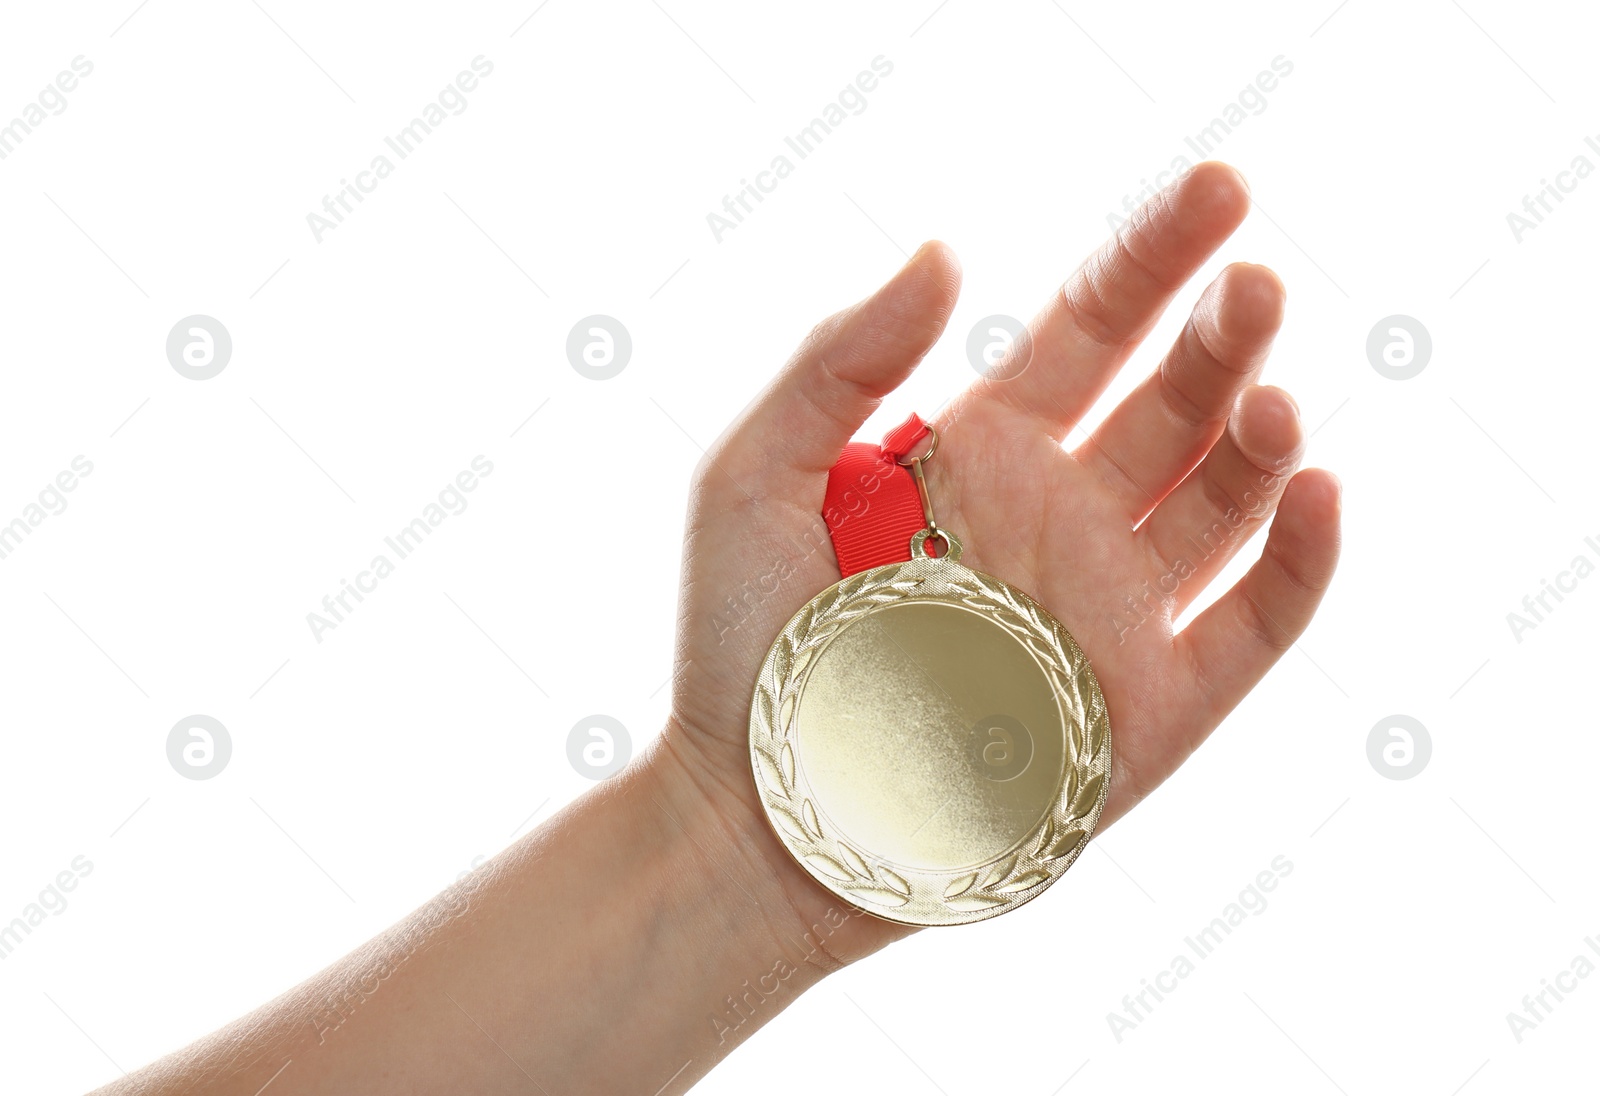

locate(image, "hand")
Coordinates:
92 163 1340 1096
655 162 1341 965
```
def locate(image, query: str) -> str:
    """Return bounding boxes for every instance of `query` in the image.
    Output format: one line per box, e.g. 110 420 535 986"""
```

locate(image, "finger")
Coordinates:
1076 262 1286 520
1138 385 1304 614
1175 469 1341 731
708 241 961 497
974 162 1250 440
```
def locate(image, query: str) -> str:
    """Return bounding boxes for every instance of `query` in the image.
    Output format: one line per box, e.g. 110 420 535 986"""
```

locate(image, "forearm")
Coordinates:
97 732 873 1096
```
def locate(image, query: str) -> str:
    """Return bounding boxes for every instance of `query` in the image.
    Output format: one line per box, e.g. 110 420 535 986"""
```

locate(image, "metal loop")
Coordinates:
910 526 962 561
894 425 939 467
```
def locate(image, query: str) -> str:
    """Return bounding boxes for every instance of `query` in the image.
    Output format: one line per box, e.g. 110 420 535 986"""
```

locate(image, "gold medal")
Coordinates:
749 427 1111 926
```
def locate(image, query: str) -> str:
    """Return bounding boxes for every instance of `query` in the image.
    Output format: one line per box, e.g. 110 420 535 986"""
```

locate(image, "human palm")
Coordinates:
659 163 1339 957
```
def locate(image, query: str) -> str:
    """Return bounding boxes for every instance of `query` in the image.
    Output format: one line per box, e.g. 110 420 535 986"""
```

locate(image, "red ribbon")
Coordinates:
822 413 932 577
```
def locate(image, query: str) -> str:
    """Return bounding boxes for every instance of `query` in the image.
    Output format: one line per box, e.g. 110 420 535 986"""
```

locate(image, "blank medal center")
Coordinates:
795 600 1066 874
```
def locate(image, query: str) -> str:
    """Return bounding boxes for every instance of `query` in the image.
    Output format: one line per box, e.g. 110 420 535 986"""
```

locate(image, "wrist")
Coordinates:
640 719 913 977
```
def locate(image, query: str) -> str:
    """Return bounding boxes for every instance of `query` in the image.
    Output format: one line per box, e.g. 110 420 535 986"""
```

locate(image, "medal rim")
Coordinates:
748 554 1111 927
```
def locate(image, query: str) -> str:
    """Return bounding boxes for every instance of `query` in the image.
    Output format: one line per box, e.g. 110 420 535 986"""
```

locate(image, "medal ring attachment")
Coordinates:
909 525 961 561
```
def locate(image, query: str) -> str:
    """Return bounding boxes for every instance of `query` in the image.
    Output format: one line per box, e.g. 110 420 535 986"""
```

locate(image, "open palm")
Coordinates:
659 163 1340 957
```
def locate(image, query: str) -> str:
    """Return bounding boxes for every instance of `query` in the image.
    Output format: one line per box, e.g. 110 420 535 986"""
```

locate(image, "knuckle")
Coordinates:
1157 358 1223 431
1060 271 1128 350
1237 592 1294 653
796 308 851 359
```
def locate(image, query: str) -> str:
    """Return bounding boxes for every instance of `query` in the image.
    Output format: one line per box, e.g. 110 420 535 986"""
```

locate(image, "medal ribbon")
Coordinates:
822 412 933 577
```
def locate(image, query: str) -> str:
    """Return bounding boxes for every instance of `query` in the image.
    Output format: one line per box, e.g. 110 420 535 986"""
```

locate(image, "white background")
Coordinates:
1 1 1594 1092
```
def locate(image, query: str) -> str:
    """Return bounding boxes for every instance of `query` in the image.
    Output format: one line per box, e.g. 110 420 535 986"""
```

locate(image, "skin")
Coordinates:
96 162 1339 1095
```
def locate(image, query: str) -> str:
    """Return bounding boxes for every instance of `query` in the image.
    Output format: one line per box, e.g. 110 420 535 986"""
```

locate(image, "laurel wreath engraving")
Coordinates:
749 558 1111 924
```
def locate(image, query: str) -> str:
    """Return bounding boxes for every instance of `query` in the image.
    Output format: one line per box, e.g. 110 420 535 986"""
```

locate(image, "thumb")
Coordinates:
715 241 962 496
